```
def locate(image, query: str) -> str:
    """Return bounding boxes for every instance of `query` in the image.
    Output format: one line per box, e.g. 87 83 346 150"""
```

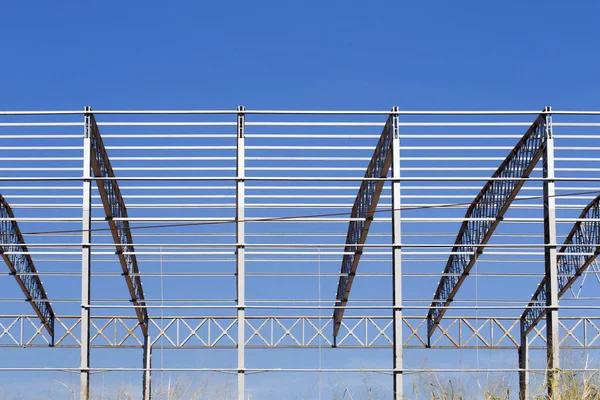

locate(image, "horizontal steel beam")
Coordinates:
427 113 548 338
0 196 55 339
333 114 395 340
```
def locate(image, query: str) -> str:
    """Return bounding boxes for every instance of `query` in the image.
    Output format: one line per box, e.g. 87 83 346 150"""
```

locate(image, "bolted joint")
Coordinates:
237 105 245 138
391 106 400 139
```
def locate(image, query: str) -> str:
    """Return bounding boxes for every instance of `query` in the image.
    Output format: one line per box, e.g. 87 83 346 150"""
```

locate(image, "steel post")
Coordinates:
519 319 529 400
543 106 560 398
143 333 152 400
391 106 403 399
236 106 246 400
80 106 92 400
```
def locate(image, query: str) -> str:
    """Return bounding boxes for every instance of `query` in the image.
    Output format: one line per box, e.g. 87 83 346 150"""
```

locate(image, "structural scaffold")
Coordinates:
1 107 600 399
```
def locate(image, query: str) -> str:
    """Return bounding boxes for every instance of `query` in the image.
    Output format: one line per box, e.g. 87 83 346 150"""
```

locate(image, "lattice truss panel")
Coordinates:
3 315 600 350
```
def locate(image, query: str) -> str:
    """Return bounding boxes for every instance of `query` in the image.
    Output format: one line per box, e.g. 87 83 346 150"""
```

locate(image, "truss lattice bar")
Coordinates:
332 114 394 340
0 196 55 338
2 315 600 350
88 114 148 336
522 192 600 335
427 113 547 338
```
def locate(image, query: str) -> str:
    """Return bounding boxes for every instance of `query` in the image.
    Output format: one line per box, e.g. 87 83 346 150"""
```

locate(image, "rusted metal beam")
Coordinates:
427 112 548 339
0 195 55 340
333 112 395 341
88 114 148 336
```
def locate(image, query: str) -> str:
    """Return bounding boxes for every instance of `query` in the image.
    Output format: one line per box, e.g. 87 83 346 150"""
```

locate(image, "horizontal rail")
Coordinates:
2 109 600 115
1 315 600 350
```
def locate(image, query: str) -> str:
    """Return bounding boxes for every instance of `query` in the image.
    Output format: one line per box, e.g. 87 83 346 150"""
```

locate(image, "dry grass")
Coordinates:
9 366 600 399
410 368 600 400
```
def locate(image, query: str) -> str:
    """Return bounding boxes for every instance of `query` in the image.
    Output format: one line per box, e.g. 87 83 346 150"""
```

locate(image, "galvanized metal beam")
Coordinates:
143 334 152 400
88 113 148 336
542 108 559 398
236 106 246 400
390 107 403 399
518 319 529 400
0 196 55 339
80 106 93 400
520 109 560 398
333 113 395 341
427 112 548 339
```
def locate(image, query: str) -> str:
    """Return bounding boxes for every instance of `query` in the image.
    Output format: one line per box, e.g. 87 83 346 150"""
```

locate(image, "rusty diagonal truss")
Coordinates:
427 114 547 338
88 114 148 336
0 196 55 339
333 115 394 340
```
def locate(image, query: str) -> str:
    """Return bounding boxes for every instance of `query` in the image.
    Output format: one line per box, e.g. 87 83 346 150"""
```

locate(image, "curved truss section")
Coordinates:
333 114 394 340
427 113 548 338
0 195 55 338
89 114 148 336
522 193 600 335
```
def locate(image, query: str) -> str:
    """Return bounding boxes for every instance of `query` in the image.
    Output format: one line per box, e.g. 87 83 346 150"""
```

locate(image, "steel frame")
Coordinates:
427 112 548 338
3 107 600 399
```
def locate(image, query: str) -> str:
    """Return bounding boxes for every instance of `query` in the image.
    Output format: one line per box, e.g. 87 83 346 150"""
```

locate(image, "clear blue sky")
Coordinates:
2 1 599 112
1 1 600 399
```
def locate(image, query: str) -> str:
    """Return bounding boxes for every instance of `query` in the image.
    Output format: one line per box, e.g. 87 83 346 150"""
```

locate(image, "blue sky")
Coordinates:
2 1 600 112
2 1 600 399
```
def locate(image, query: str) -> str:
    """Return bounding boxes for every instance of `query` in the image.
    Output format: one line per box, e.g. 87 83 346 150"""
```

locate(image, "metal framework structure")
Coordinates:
333 111 395 340
1 315 600 350
0 195 54 339
2 107 600 399
427 112 548 338
88 111 148 333
522 192 600 334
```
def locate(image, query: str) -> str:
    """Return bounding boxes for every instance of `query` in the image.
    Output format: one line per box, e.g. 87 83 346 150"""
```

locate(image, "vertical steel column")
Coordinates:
519 319 529 400
236 105 246 400
143 333 152 400
80 106 92 400
543 106 560 398
390 106 403 399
